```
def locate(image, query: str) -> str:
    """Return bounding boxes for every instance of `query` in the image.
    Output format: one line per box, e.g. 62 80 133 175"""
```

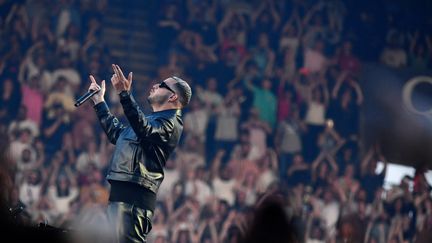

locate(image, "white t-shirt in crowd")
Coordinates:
257 170 278 193
212 177 236 206
197 90 223 107
240 186 257 206
249 126 267 160
305 101 326 125
157 169 179 201
277 121 302 154
185 179 213 206
19 182 42 207
16 147 37 172
318 200 340 237
10 141 29 162
76 152 102 172
184 109 209 141
48 186 79 214
215 103 240 141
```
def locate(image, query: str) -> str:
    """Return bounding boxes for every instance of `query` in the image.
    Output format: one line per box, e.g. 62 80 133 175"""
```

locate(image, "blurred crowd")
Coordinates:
1 0 432 242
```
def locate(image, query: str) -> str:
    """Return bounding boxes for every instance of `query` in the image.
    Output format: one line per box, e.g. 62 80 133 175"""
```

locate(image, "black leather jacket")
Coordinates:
94 91 183 194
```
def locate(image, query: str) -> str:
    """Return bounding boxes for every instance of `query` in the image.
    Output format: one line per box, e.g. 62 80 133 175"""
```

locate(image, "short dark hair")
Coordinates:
171 76 192 107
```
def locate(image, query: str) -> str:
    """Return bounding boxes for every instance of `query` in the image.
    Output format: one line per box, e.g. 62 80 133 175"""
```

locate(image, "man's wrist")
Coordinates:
118 90 130 97
92 98 105 105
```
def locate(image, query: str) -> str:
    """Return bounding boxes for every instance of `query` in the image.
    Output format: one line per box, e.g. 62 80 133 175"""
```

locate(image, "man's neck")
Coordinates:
151 104 180 112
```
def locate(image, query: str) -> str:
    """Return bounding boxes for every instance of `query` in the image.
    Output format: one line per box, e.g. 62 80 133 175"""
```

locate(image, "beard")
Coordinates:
147 93 170 106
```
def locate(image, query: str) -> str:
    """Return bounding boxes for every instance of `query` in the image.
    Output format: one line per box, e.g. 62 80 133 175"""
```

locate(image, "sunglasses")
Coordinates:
159 81 176 94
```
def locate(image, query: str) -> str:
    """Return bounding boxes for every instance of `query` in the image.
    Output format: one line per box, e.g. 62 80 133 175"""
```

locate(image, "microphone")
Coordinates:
74 89 100 107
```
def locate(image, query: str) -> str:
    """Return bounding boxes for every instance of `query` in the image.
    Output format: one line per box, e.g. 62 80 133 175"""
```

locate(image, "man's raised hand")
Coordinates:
89 75 105 104
111 64 133 94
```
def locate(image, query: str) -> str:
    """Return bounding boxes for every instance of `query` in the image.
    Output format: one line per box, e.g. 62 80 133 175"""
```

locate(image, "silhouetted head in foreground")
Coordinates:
0 130 72 243
241 193 300 243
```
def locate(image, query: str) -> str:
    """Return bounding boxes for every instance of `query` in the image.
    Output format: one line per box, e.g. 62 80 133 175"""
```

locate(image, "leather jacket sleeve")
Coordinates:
119 91 173 144
94 101 126 144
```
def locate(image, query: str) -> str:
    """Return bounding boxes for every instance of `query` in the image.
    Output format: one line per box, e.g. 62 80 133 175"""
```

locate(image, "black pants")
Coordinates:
107 202 153 243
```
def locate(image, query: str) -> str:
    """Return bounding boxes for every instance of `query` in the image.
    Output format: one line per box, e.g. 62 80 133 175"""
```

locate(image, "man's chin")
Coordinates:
147 94 169 106
147 96 158 106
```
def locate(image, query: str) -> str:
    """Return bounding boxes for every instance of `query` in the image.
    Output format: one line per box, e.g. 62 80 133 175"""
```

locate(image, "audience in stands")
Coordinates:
1 0 431 242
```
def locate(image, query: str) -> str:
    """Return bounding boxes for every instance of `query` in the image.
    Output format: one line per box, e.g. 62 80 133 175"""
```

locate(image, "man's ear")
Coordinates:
169 93 178 101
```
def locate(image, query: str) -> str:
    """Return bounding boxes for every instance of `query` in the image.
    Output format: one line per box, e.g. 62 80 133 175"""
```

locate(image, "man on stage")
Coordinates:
88 64 192 242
